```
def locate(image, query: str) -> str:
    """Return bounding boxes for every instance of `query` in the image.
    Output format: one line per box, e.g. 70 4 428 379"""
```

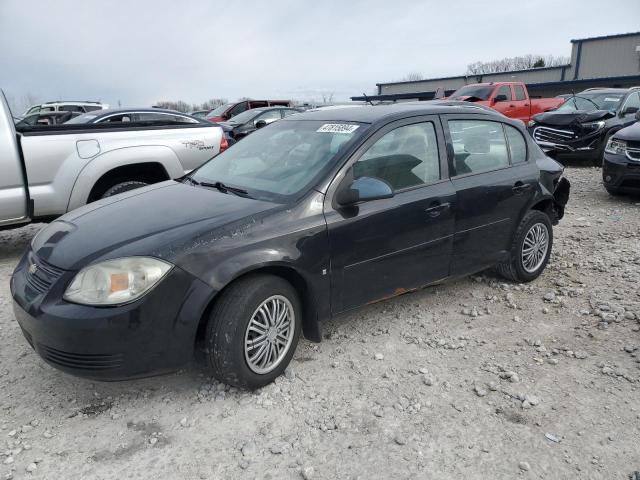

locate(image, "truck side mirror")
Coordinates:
493 94 508 103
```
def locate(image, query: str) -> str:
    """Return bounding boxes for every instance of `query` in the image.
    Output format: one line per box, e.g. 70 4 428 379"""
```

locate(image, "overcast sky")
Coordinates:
1 0 639 110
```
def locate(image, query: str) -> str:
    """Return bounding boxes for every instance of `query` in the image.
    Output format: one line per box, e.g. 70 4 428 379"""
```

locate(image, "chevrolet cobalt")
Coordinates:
11 102 570 389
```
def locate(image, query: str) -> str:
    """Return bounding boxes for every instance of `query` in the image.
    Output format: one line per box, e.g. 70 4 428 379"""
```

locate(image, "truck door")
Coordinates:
0 90 30 227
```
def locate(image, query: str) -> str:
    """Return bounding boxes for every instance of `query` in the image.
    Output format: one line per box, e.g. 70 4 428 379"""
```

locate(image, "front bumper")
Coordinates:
603 152 640 193
10 250 215 380
529 126 605 162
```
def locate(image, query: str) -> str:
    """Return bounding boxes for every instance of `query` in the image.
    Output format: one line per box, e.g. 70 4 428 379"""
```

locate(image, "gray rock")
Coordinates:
301 466 315 480
518 461 531 471
474 385 488 397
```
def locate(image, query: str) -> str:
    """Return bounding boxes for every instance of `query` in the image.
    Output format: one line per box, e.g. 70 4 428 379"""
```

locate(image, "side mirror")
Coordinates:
493 94 508 103
255 119 267 129
622 106 639 116
336 176 394 206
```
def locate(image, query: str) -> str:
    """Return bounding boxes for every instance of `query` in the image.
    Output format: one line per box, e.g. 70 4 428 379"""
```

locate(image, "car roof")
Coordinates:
579 88 631 94
42 101 103 105
286 101 500 123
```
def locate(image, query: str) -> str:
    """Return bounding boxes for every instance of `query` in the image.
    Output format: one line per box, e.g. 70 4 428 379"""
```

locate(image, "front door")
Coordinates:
444 116 537 275
324 117 456 313
0 90 30 227
492 85 515 118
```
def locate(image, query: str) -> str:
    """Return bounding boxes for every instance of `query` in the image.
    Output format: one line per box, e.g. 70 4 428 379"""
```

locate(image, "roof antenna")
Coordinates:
362 93 375 106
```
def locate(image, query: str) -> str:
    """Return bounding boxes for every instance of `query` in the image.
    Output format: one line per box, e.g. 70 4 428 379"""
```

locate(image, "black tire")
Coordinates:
496 210 553 283
205 274 301 389
101 181 148 198
604 185 622 196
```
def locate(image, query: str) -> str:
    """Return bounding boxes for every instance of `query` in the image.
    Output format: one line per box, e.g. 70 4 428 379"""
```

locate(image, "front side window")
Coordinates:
449 120 510 175
623 92 640 113
227 102 248 117
58 105 84 112
505 125 527 163
255 110 282 124
353 122 440 190
84 105 103 112
514 85 526 101
191 120 367 201
495 85 512 101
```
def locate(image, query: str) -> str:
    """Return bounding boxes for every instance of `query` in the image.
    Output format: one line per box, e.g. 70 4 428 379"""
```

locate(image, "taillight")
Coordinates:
219 134 229 153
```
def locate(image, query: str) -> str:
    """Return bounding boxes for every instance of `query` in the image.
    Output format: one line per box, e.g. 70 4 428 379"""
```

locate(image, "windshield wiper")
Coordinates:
186 178 249 196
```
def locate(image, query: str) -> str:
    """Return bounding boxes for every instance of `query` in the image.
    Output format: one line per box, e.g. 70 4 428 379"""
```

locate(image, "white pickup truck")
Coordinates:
1 92 225 230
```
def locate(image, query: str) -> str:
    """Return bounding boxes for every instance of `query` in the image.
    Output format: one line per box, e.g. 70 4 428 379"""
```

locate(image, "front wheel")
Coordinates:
496 210 553 283
101 180 148 198
205 274 301 389
604 185 622 196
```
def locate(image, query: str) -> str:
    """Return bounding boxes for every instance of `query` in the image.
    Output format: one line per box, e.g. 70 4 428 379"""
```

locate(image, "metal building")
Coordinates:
353 31 640 101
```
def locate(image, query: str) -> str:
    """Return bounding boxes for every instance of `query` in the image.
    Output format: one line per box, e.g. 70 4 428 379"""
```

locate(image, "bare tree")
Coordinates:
155 98 228 113
400 72 424 82
321 92 334 104
466 54 569 75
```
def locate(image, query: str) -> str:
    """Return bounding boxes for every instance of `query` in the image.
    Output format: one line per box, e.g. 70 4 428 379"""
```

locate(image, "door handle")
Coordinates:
512 182 532 194
425 202 450 218
509 104 515 108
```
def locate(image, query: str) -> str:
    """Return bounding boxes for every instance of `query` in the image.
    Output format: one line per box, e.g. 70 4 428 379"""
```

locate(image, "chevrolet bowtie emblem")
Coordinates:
28 263 38 275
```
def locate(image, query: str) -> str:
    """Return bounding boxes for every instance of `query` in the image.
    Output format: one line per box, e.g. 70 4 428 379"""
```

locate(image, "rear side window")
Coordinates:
84 105 103 112
354 122 440 190
505 125 527 163
514 85 526 101
58 105 85 112
448 120 509 175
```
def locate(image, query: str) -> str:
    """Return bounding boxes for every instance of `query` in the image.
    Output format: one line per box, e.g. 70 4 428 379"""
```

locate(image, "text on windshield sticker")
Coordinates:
317 124 360 134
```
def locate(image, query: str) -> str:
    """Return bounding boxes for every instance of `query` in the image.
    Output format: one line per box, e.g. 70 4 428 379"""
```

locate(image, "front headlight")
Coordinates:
605 138 626 155
582 120 605 132
64 257 172 306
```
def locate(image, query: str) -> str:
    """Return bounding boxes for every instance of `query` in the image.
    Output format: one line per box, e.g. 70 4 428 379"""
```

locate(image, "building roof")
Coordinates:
570 31 640 43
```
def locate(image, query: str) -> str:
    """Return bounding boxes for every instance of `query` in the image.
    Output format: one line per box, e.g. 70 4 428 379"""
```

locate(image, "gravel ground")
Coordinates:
1 167 639 480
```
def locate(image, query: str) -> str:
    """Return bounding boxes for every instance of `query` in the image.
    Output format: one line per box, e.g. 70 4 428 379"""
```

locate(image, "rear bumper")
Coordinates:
603 153 640 193
10 252 215 380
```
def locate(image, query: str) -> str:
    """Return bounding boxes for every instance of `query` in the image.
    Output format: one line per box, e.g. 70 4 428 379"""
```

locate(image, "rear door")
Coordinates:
0 90 30 227
324 116 455 312
444 115 537 275
510 84 531 123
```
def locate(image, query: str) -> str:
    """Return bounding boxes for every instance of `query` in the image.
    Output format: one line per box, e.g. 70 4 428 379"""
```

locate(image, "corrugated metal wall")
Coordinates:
575 35 640 79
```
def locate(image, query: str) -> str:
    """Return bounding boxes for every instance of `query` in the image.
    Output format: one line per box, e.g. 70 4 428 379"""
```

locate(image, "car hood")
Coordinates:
532 109 615 126
31 181 279 270
612 121 640 141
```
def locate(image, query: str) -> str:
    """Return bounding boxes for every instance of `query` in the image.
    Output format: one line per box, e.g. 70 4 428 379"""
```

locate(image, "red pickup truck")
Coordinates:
448 82 564 124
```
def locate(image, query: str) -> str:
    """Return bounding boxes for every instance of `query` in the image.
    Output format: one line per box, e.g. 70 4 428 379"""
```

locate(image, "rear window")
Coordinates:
450 85 493 101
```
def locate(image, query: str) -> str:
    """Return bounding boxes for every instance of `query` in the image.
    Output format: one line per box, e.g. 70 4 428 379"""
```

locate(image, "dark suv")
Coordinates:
602 113 640 195
528 87 640 165
11 102 569 389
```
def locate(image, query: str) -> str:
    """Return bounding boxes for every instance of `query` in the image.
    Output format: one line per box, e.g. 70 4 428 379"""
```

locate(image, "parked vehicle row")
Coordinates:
205 99 292 122
0 92 226 230
10 101 569 388
217 106 303 140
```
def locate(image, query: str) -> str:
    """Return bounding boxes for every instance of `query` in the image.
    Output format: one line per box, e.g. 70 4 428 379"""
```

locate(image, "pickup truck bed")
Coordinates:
0 91 225 229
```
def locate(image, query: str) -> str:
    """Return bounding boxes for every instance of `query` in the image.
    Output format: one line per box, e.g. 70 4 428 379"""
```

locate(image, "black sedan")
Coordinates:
11 102 569 389
218 106 302 140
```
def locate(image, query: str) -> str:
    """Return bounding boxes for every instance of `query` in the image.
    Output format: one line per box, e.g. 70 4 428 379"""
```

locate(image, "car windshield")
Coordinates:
226 109 263 124
65 113 99 124
207 103 233 117
449 85 494 100
556 93 625 112
190 120 368 202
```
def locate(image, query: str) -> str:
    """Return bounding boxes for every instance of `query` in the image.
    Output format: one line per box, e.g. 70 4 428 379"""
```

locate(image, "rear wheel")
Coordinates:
101 180 148 198
205 274 301 389
496 210 553 283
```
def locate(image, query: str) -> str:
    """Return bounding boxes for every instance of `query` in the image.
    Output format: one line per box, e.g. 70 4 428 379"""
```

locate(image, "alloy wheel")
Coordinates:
521 223 549 273
244 295 295 374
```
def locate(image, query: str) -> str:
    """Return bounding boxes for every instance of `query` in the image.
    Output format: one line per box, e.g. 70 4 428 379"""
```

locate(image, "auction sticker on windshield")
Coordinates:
317 124 360 134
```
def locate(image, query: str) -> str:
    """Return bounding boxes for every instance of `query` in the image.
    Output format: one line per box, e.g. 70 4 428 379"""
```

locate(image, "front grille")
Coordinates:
25 252 65 294
621 178 640 189
626 147 640 161
38 344 124 371
533 126 576 144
